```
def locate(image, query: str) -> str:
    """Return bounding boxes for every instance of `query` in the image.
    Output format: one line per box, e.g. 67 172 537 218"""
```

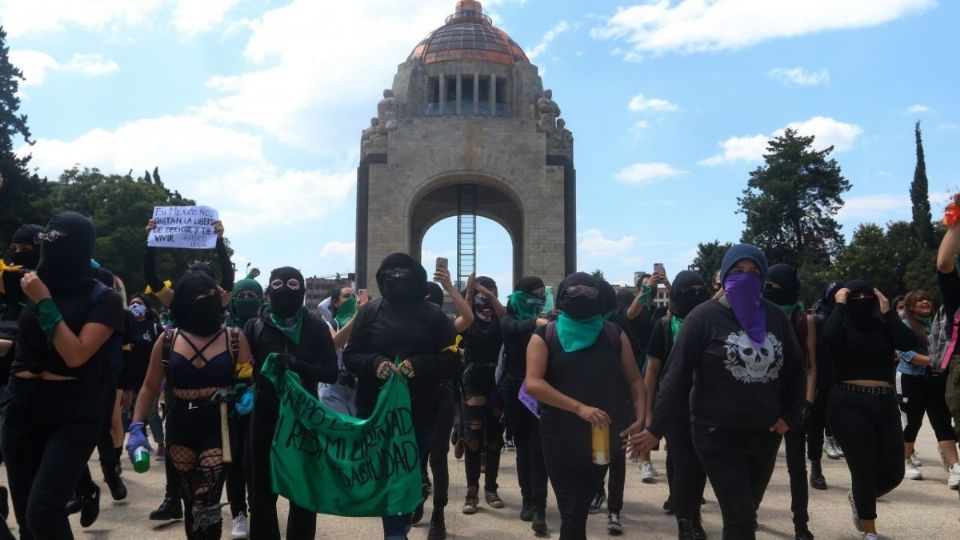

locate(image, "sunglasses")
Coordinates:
270 278 301 291
35 229 67 243
565 286 599 299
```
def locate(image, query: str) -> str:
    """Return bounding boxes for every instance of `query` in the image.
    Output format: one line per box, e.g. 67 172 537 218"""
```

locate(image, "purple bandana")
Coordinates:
724 272 766 346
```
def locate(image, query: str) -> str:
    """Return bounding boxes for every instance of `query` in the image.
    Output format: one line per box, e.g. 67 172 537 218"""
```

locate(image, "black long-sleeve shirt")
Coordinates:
245 310 339 396
499 313 537 381
648 299 805 438
822 304 916 384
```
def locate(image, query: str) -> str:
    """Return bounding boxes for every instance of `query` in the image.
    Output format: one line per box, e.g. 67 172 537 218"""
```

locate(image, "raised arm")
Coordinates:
435 268 474 333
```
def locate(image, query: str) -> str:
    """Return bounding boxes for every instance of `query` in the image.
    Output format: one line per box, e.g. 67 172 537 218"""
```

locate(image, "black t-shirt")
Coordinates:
649 299 805 437
12 281 125 381
461 317 502 369
646 316 671 365
122 313 162 390
500 312 537 381
822 304 917 384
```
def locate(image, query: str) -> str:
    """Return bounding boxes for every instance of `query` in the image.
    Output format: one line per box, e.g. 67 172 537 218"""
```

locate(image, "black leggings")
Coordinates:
541 428 605 540
1 378 101 540
829 387 904 521
692 424 781 540
77 384 121 495
664 416 706 521
425 383 455 509
501 377 548 510
784 423 809 527
897 372 957 443
165 399 228 539
226 414 252 517
463 403 504 492
806 385 832 461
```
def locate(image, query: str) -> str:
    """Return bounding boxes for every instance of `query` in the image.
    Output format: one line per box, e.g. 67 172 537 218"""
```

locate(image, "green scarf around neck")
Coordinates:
916 315 932 335
508 291 544 321
334 296 357 327
670 315 683 341
270 308 305 345
556 313 604 353
777 300 806 315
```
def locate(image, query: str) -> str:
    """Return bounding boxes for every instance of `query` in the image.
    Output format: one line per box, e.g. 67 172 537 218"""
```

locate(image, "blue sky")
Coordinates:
4 0 959 291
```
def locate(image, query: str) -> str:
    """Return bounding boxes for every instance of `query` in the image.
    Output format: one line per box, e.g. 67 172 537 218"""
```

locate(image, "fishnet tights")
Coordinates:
170 445 226 537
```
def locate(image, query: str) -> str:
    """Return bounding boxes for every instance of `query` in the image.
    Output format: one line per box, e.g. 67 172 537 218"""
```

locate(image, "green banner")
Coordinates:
261 354 422 517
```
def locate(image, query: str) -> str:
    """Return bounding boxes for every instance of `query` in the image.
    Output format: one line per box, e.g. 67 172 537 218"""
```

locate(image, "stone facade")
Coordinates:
356 1 576 293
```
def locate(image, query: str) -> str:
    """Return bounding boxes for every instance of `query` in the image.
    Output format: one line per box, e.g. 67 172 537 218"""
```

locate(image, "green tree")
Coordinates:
691 240 731 283
910 121 936 249
738 129 851 267
591 269 605 281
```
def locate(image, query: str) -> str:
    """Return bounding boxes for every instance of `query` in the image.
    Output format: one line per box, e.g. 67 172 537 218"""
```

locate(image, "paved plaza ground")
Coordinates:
2 426 959 539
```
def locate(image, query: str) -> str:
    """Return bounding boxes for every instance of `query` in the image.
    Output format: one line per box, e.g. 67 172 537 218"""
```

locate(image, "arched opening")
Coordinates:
421 216 514 300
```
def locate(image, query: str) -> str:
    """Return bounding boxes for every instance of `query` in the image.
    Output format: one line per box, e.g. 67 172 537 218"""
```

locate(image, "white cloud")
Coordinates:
591 0 934 58
318 241 356 264
837 194 907 220
19 115 355 233
173 0 240 36
614 162 685 184
0 0 165 37
627 93 679 112
578 229 636 258
767 67 830 87
527 20 570 61
906 104 930 113
10 50 119 88
700 116 863 165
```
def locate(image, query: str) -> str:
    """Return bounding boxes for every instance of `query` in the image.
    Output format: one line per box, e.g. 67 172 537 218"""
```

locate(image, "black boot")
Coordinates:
520 499 534 522
531 507 547 534
677 518 696 540
427 506 446 540
795 525 814 540
79 485 100 528
691 515 707 540
66 490 81 515
103 464 128 501
150 496 184 520
809 460 827 490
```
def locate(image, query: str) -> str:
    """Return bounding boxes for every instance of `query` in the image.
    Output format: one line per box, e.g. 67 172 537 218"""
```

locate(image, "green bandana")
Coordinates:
556 313 604 353
334 296 357 327
228 276 264 327
508 291 544 321
916 315 932 335
777 300 806 314
670 315 683 341
270 308 305 345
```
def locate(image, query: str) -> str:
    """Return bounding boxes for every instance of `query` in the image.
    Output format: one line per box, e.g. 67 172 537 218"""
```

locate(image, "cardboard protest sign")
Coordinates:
261 354 422 517
147 206 219 249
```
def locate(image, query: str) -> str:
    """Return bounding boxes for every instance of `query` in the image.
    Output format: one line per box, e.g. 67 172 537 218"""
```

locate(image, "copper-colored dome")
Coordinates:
409 1 528 66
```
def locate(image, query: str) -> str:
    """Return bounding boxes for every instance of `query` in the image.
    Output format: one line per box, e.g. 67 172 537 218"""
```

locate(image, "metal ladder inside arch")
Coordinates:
456 183 477 290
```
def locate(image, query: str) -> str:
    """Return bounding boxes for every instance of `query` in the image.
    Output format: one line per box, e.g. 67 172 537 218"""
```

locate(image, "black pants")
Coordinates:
226 413 252 517
784 424 809 527
249 388 316 540
692 424 781 540
501 377 548 510
1 378 101 540
425 383 455 509
162 386 182 503
463 403 504 492
806 385 832 461
829 387 904 521
897 372 957 443
541 429 606 540
664 417 706 521
596 408 629 514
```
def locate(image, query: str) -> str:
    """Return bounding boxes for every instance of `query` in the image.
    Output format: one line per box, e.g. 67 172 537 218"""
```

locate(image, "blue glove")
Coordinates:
235 390 255 415
126 421 152 463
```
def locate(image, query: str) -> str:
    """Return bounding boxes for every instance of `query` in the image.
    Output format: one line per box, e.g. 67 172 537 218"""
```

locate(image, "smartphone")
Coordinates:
653 263 665 277
436 257 448 272
357 289 369 303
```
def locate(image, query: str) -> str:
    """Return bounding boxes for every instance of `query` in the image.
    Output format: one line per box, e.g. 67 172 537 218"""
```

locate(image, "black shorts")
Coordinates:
462 364 496 400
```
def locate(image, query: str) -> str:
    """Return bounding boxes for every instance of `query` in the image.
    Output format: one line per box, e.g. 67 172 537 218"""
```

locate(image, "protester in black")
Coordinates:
499 276 550 533
633 244 805 540
763 264 817 540
823 279 916 539
808 280 845 487
526 272 645 540
344 253 459 540
1 212 124 539
142 218 234 308
644 270 712 539
246 266 339 540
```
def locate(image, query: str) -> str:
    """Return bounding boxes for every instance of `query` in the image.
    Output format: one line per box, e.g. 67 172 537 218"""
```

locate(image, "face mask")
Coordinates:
129 303 148 319
557 294 602 320
9 248 40 270
176 294 223 335
848 298 877 323
763 287 794 307
270 288 304 319
382 274 422 305
36 212 96 293
474 293 494 322
232 297 262 324
724 272 766 345
673 289 710 318
897 309 906 319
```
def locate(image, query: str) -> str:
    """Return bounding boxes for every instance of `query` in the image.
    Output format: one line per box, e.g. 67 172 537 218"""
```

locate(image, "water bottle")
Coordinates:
133 446 151 473
591 423 610 465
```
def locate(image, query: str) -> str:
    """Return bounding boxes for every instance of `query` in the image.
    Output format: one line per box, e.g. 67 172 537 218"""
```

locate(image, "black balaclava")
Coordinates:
764 263 801 306
556 272 604 320
515 276 545 295
670 270 710 318
376 252 428 306
268 266 305 319
598 279 617 316
171 272 223 336
426 282 444 306
8 224 43 269
473 276 498 322
188 261 216 279
36 212 96 295
844 279 878 329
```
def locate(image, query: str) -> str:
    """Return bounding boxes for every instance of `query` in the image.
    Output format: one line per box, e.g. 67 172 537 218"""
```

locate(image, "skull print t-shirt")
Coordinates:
647 299 805 437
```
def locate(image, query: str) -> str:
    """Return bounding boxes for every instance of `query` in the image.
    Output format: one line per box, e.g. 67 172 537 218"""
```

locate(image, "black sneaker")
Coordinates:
795 525 815 540
607 512 623 535
66 491 81 515
532 508 547 534
662 496 675 515
692 518 706 540
809 460 827 491
105 473 127 501
520 501 534 522
588 489 606 515
149 497 184 521
79 485 100 528
427 508 446 540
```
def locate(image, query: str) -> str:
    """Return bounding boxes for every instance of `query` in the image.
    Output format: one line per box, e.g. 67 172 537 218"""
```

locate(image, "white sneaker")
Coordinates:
904 460 923 481
909 450 922 468
862 533 879 540
639 461 657 484
824 436 843 460
947 463 960 490
231 513 248 539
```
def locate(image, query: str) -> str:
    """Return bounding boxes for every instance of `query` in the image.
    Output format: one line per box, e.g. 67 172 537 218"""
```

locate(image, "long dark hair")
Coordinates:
902 289 934 345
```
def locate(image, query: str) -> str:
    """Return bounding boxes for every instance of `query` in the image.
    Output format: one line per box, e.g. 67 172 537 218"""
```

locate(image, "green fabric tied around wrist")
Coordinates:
37 298 64 346
635 283 654 306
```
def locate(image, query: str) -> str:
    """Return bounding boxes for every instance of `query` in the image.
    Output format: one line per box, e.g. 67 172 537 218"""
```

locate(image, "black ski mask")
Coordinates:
188 261 216 279
764 263 801 306
844 279 878 329
172 272 223 336
268 266 305 319
556 272 604 320
598 279 617 317
670 270 710 318
376 253 427 306
36 212 96 295
8 224 43 269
